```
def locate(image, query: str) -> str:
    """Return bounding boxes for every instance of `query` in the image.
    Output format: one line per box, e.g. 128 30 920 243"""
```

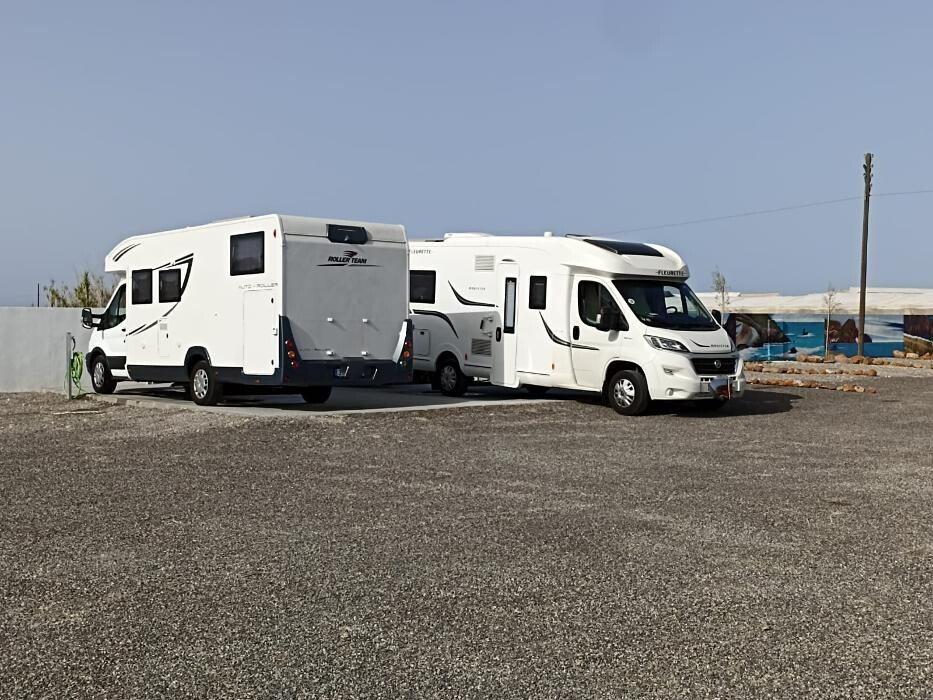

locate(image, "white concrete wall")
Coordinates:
0 308 94 393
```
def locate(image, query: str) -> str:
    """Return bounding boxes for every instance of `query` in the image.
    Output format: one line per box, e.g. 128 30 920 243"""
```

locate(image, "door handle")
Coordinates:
572 326 580 341
495 328 501 342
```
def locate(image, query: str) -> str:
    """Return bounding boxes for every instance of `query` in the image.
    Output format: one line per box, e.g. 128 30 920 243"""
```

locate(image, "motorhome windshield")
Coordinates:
613 280 718 331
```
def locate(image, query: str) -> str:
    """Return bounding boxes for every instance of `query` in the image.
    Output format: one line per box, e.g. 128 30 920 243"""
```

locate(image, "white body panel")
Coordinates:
87 214 410 388
410 234 745 402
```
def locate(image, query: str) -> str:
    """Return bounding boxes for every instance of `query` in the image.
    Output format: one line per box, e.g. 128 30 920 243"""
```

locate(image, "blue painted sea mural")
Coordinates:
723 313 914 360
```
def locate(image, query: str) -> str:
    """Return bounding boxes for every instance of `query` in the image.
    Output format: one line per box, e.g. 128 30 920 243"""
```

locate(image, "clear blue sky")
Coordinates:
2 1 932 304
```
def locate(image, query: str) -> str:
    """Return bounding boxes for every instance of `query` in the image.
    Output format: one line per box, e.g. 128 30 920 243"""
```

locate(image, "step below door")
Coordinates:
243 290 278 375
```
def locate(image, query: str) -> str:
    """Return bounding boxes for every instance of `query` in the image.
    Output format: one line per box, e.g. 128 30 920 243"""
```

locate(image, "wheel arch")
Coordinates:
184 347 212 375
85 347 105 373
603 360 648 396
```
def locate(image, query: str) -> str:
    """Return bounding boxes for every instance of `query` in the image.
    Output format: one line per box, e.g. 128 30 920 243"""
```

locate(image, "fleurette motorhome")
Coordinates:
83 214 413 405
408 232 744 415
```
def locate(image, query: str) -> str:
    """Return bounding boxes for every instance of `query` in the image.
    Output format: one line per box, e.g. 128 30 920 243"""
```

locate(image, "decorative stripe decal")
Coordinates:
539 313 598 351
413 310 459 338
449 283 495 307
127 320 158 337
113 243 140 262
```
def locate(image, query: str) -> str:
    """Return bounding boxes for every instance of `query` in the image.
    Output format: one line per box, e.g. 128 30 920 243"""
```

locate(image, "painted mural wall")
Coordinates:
723 313 933 360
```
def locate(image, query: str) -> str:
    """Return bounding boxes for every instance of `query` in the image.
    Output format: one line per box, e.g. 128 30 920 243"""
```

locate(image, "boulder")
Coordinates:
893 350 906 358
906 352 920 359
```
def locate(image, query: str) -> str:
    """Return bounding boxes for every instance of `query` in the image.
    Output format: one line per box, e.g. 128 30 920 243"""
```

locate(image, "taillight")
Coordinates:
286 338 300 368
400 337 412 363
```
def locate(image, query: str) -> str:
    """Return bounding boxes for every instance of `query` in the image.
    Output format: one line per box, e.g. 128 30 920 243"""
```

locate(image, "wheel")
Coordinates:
90 355 116 394
189 359 222 406
606 369 650 416
300 386 332 404
524 384 550 396
437 357 468 397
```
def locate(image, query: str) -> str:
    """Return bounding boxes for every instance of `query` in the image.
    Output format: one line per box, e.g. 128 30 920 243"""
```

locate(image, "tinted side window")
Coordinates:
410 270 436 304
578 281 623 329
231 232 265 275
529 276 547 310
159 269 182 303
132 270 152 304
327 224 368 245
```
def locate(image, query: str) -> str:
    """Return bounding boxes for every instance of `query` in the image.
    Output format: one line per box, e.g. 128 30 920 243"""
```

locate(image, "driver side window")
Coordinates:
99 285 126 330
578 281 628 330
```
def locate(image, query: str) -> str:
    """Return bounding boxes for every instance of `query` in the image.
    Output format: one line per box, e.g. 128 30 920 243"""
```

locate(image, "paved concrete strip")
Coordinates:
82 383 574 417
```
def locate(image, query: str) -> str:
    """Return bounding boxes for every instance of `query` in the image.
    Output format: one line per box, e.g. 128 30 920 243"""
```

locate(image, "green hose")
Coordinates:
68 350 85 398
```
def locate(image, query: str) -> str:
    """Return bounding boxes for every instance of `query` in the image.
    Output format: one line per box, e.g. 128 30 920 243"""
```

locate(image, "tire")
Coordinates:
524 384 550 397
606 369 650 416
437 356 468 397
189 359 222 406
300 386 333 404
90 355 116 395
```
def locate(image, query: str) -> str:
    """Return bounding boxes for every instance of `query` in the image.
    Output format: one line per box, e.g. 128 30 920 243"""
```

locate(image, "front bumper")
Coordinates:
646 353 745 401
282 358 412 388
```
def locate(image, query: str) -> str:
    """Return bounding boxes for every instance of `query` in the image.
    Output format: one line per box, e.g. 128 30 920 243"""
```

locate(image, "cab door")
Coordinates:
492 261 519 387
97 284 128 377
569 276 627 388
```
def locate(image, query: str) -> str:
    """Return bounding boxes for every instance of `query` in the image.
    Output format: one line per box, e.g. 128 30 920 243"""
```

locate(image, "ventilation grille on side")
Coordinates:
474 255 495 271
471 338 492 356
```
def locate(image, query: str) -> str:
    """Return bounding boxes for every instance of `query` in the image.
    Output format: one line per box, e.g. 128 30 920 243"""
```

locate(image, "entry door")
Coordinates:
570 276 626 388
243 290 278 375
492 262 519 387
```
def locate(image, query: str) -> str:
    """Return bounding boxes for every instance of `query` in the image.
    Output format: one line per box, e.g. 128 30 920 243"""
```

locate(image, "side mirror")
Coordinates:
597 310 623 332
81 308 94 329
711 309 723 325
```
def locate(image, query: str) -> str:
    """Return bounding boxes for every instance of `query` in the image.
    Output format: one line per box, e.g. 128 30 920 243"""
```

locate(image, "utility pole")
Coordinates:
857 153 873 357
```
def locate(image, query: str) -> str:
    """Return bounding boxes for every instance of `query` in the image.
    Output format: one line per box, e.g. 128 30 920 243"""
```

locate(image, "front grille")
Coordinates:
691 357 736 375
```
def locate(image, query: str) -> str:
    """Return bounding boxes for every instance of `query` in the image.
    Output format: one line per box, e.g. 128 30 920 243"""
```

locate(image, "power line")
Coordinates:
601 188 933 236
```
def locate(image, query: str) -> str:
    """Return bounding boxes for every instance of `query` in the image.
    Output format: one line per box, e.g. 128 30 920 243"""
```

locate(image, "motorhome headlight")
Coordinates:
644 335 690 353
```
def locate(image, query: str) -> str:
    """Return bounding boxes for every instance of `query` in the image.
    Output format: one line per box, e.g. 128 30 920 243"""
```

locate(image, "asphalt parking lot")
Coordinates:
1 378 931 697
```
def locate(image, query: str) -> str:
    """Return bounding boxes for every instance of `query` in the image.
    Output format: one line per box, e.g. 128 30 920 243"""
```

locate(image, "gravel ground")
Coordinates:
1 381 931 698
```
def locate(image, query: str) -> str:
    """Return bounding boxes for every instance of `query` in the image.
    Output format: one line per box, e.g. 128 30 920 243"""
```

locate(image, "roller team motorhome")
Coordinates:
409 233 744 415
83 215 413 405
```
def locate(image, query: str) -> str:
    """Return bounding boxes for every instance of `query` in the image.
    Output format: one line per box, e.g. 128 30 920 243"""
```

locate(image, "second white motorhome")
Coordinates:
409 233 744 415
83 214 413 405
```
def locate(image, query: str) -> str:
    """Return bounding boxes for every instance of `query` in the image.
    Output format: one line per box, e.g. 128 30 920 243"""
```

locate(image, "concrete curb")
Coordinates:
85 390 568 418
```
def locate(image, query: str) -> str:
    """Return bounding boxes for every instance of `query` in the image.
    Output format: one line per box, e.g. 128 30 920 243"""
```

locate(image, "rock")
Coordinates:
850 355 865 364
893 350 906 358
854 385 866 393
906 352 920 359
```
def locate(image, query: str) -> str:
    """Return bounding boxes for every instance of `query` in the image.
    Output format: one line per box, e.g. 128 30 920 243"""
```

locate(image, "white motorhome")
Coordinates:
83 214 413 405
409 233 744 415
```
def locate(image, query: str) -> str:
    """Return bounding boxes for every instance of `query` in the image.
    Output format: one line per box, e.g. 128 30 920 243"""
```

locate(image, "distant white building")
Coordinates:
697 287 933 315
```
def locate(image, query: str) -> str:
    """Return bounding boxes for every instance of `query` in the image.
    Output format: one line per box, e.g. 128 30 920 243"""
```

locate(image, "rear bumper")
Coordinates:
282 358 412 387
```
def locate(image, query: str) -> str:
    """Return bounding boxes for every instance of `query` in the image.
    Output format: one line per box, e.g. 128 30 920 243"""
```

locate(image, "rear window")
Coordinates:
529 276 547 310
159 269 182 303
327 224 368 245
231 232 265 275
132 269 152 304
410 270 436 304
